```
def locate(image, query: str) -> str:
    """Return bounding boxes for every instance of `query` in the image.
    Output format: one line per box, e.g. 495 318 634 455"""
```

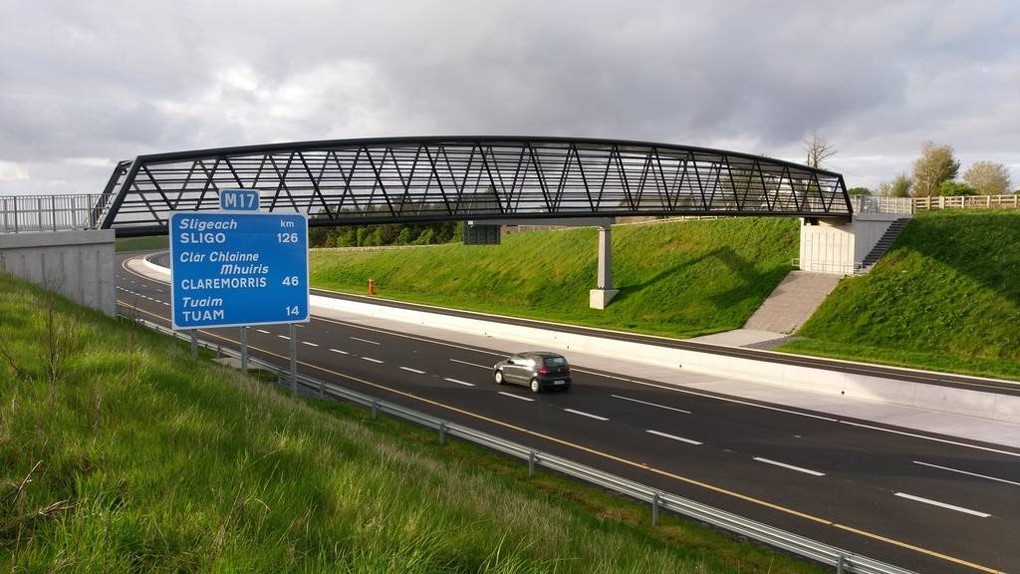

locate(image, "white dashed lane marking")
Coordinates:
564 408 608 422
646 429 702 445
450 358 490 369
612 394 691 415
444 378 475 387
894 492 990 518
753 457 825 477
498 392 534 402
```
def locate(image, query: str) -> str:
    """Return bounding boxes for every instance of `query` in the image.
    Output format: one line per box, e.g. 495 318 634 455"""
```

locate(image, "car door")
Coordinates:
505 354 531 385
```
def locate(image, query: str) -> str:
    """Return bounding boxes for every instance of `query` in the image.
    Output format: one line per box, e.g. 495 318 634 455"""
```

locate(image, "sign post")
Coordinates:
169 189 309 388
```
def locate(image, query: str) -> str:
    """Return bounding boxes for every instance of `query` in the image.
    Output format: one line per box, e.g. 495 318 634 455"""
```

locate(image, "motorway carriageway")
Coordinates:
117 255 1020 574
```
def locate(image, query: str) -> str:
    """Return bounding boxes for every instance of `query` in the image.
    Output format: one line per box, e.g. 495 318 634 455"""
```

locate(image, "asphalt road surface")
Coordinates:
118 254 1020 573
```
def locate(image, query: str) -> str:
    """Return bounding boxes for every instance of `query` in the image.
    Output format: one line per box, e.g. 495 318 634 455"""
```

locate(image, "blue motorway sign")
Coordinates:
169 211 309 330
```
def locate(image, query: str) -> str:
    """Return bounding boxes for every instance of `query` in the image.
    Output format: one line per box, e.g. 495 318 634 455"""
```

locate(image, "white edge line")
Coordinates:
329 348 349 355
450 358 492 369
444 377 475 387
277 335 290 340
302 341 319 347
913 460 1020 487
564 408 609 421
361 357 384 364
894 492 990 518
400 366 426 374
257 329 270 334
646 429 702 445
498 391 534 402
841 421 1020 458
612 394 691 414
753 457 826 477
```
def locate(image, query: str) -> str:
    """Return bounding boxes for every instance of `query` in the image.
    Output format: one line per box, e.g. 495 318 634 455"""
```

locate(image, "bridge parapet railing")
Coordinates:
0 194 102 233
851 196 913 215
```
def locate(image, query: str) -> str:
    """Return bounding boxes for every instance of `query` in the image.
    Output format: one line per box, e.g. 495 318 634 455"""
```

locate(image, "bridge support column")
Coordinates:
589 224 618 309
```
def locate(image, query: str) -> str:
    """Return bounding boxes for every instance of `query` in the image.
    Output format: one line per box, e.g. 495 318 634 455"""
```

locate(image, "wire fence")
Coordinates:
129 315 917 574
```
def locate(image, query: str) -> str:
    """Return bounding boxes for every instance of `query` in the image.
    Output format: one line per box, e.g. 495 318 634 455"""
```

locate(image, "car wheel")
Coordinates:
530 378 541 394
495 370 504 384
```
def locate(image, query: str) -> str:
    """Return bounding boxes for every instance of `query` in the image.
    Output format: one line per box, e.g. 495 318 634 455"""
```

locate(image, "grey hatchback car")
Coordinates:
493 351 571 393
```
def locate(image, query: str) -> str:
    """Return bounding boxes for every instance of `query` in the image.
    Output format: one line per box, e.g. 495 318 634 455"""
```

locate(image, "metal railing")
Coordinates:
129 315 916 574
0 194 102 232
851 196 913 215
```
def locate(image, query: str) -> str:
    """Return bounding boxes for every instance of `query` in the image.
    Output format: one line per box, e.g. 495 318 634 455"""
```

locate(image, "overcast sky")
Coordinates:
1 0 1017 196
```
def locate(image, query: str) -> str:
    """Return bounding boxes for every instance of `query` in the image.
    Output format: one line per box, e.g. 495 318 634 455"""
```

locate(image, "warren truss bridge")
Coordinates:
95 136 854 235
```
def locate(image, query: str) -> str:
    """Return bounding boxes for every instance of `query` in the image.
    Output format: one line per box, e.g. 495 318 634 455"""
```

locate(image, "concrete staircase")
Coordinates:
860 217 910 268
743 271 842 334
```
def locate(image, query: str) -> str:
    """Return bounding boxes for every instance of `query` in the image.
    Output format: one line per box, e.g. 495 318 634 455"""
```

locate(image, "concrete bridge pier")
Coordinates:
589 223 618 309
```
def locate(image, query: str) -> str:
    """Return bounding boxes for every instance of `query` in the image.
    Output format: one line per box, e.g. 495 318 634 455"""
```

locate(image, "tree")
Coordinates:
847 186 872 196
963 161 1012 196
938 180 978 197
912 141 959 197
878 173 912 197
803 131 837 169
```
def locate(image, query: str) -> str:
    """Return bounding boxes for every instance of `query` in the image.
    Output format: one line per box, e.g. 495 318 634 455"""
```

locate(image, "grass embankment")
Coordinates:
0 273 820 573
779 210 1020 380
311 218 799 338
115 235 168 252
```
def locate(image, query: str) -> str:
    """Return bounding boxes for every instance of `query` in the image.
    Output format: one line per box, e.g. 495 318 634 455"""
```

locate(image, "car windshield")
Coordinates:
543 356 567 367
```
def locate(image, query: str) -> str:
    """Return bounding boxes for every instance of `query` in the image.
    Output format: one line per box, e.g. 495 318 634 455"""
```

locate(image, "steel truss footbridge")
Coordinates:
96 136 852 237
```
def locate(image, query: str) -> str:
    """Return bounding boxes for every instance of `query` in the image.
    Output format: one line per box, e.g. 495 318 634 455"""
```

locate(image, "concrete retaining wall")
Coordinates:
0 230 116 316
799 214 902 275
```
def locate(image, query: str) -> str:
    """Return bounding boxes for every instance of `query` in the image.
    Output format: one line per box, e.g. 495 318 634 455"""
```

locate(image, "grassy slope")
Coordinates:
0 273 819 574
311 218 800 338
781 210 1020 379
115 235 168 252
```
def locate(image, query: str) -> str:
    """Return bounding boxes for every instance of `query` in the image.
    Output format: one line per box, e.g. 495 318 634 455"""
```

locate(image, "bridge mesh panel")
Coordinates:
97 137 851 235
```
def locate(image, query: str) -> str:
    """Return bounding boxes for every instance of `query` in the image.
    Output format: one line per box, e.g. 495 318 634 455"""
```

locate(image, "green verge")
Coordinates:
779 210 1020 380
311 218 800 338
115 235 169 252
0 272 821 573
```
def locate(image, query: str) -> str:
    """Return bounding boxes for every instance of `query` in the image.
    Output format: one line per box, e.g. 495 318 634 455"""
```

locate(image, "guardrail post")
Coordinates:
240 326 248 371
371 400 378 419
439 422 447 445
528 451 536 477
652 493 660 527
190 330 197 358
836 554 845 574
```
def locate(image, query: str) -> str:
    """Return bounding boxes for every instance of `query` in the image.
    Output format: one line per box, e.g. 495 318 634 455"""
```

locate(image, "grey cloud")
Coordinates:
0 0 1017 193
